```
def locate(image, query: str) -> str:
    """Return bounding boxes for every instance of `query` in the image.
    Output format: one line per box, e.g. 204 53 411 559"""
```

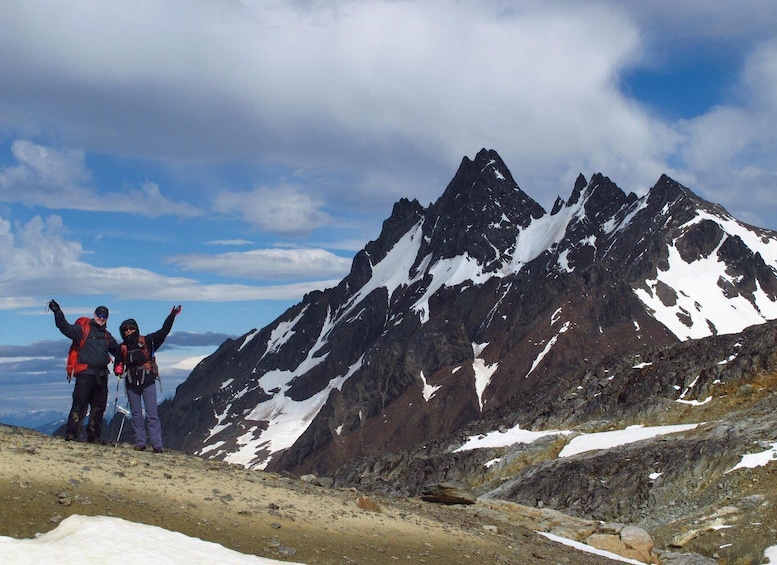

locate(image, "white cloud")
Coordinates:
0 214 337 307
206 239 255 246
669 39 777 226
0 141 200 217
169 248 351 280
215 184 331 235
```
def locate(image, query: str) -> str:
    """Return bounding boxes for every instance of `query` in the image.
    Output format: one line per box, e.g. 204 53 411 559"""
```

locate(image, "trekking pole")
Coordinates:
111 374 123 445
111 375 121 424
115 402 130 446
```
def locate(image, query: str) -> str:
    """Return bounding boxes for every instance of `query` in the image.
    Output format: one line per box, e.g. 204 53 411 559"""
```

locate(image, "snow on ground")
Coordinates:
557 424 701 457
725 441 777 474
539 532 647 564
454 424 570 452
455 423 703 458
0 515 299 564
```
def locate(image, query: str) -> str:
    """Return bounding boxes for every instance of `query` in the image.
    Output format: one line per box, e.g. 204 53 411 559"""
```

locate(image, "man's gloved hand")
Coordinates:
171 305 182 316
114 363 124 377
48 299 60 313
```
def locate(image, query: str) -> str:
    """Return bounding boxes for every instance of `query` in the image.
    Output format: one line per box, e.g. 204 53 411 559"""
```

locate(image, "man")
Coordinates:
115 305 181 453
49 300 120 443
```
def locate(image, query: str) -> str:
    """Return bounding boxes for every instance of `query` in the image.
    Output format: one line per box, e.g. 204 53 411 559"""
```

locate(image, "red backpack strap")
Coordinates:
138 335 151 356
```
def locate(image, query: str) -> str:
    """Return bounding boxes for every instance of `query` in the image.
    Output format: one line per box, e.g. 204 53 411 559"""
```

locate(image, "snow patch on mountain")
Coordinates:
263 307 308 358
697 210 777 264
634 219 777 340
726 441 777 474
353 220 425 313
419 371 441 401
216 357 362 470
200 302 366 468
472 342 497 411
455 424 569 452
526 321 571 378
413 254 494 323
456 422 700 459
511 200 581 271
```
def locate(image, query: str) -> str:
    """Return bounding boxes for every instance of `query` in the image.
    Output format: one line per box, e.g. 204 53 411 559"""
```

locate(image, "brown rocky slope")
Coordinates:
0 424 628 564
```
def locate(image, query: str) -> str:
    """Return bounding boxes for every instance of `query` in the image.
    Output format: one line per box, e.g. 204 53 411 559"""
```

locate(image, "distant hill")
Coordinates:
0 410 65 434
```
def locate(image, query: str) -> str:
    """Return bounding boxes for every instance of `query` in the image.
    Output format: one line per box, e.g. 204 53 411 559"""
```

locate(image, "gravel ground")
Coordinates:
0 424 621 564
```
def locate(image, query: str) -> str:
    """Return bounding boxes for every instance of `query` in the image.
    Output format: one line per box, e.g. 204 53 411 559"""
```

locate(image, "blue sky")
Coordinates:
1 0 776 415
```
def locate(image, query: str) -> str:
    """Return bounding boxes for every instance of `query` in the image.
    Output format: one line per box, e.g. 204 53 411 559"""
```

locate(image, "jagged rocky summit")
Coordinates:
159 148 777 479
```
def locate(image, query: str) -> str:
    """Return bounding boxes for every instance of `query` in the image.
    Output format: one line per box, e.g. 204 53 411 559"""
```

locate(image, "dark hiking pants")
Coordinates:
66 371 109 441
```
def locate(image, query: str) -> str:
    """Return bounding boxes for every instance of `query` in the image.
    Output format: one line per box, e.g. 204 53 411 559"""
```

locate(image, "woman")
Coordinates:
115 305 181 452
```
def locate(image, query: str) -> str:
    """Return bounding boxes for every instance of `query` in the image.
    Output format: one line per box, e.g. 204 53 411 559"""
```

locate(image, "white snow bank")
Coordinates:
456 422 701 457
726 441 777 474
0 515 299 565
539 531 647 564
558 424 701 457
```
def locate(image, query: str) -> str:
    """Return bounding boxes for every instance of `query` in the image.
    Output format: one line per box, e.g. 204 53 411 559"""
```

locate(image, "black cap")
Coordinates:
95 306 109 319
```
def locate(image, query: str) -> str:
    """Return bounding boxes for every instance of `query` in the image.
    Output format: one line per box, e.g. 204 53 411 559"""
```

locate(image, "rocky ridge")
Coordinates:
332 320 777 564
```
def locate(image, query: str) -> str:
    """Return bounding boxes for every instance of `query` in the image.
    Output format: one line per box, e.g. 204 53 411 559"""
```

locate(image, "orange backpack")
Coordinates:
66 317 92 382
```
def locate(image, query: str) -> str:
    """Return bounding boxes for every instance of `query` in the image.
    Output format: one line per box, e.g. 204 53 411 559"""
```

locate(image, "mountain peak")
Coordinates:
424 149 545 265
159 150 777 479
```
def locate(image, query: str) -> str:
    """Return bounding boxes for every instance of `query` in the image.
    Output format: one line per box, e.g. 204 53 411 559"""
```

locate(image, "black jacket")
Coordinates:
55 311 120 375
118 311 176 369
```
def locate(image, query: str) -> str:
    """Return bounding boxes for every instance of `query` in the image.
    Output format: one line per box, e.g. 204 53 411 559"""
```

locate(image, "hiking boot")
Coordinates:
153 447 164 454
87 437 107 445
134 445 146 451
64 433 76 442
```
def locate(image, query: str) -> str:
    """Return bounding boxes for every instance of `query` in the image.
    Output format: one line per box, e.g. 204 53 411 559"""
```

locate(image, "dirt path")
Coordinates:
0 424 618 564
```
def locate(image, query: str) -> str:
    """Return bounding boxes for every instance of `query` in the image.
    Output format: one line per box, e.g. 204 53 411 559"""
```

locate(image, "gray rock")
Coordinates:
420 482 477 505
653 549 719 565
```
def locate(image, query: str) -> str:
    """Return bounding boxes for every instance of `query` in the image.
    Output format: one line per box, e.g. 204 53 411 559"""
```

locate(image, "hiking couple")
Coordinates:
48 300 181 452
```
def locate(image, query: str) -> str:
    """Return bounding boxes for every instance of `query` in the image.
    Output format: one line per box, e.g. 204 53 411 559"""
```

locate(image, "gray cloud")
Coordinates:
0 340 65 358
163 332 238 348
0 3 657 199
0 1 773 224
0 0 774 303
168 247 351 280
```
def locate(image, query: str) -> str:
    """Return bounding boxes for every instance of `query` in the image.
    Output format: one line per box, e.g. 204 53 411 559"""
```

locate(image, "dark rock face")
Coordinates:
159 148 777 487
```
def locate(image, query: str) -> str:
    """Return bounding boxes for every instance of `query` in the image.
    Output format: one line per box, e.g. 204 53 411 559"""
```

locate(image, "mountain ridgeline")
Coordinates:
159 148 777 481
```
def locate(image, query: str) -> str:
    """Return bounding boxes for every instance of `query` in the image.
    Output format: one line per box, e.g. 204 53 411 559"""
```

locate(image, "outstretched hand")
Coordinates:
171 305 182 316
48 299 60 313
